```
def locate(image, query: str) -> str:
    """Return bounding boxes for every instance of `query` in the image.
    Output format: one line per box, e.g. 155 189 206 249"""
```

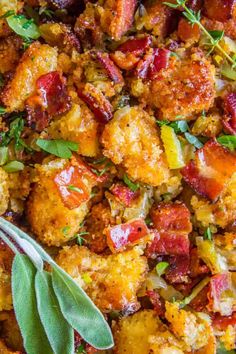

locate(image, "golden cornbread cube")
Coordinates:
101 106 170 186
56 245 148 312
0 36 21 74
1 42 57 112
26 159 92 247
47 103 99 157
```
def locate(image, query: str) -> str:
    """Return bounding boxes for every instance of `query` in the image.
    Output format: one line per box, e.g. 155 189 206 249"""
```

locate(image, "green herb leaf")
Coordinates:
36 139 79 159
170 120 189 133
0 10 15 18
123 173 140 192
0 147 8 166
61 226 70 236
2 161 24 173
67 185 84 193
156 120 169 127
184 132 203 149
204 227 212 241
208 30 224 43
35 271 74 354
6 14 40 40
12 254 53 354
163 2 179 8
217 344 236 353
77 344 86 354
0 217 114 351
156 262 169 277
0 106 6 115
221 63 236 81
52 265 114 350
217 135 236 150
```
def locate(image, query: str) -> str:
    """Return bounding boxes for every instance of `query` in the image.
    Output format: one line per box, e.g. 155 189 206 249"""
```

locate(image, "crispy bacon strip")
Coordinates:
54 165 90 210
108 0 137 40
26 71 71 132
207 273 235 315
165 255 190 284
106 219 149 252
203 0 236 22
212 312 236 330
223 92 236 135
181 140 236 201
135 48 170 79
117 36 152 56
77 83 113 124
110 183 139 207
94 51 123 84
146 203 192 258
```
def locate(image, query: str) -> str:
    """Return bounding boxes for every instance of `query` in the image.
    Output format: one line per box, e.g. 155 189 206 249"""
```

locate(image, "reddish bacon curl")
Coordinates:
77 83 113 124
94 51 123 84
135 48 170 79
110 183 139 207
223 92 236 135
106 218 149 252
26 71 71 132
146 202 192 258
181 140 236 201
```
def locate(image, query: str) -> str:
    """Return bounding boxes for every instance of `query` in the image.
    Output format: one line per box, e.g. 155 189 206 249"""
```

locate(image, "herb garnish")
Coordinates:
0 116 31 153
123 173 140 192
0 107 6 115
2 161 24 173
217 135 236 151
36 139 79 159
67 185 84 194
0 217 114 353
178 277 210 308
164 0 236 69
6 13 40 40
156 262 169 277
204 227 212 241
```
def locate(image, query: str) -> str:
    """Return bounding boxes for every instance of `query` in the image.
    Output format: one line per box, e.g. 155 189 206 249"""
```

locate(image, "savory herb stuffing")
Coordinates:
0 0 235 353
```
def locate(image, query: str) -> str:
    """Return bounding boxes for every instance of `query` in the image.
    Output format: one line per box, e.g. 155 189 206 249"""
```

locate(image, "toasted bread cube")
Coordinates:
1 42 57 112
26 159 92 246
101 106 170 186
56 245 147 311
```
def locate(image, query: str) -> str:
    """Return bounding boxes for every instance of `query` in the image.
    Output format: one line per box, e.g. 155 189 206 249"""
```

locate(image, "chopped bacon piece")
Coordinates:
117 36 152 56
135 48 170 79
189 248 210 278
204 0 236 22
54 165 90 209
147 48 170 80
110 183 139 207
207 273 235 315
181 140 236 201
146 290 165 316
108 0 137 40
147 230 190 257
106 219 149 252
135 50 154 79
26 71 71 132
223 92 236 135
178 18 200 42
77 83 113 124
72 156 107 184
212 312 236 330
189 283 209 311
94 51 123 84
146 203 192 258
150 202 192 233
165 255 190 284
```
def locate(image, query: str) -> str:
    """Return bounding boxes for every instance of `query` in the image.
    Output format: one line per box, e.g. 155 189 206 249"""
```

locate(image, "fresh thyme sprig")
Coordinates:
164 0 236 68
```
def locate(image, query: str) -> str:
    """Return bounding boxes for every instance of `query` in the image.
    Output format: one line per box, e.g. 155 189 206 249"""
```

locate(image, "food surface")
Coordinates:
0 0 236 353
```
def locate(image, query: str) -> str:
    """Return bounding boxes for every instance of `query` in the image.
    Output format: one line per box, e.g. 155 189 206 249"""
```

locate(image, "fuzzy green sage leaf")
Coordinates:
6 14 40 40
35 271 74 354
12 254 53 354
36 139 79 159
217 135 236 150
52 265 114 350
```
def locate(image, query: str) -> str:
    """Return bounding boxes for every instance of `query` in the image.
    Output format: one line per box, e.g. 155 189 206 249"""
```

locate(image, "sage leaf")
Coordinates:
6 14 40 40
36 139 78 158
35 271 74 354
52 265 114 350
12 254 53 354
